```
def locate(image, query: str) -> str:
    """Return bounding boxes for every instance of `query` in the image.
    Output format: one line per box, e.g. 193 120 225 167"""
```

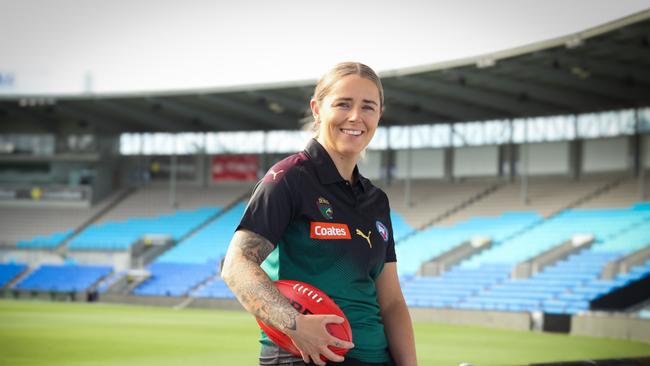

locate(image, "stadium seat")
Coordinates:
14 264 112 292
0 262 28 287
67 207 219 251
155 203 245 264
17 229 73 249
133 261 218 297
192 278 236 299
402 203 650 314
397 211 540 277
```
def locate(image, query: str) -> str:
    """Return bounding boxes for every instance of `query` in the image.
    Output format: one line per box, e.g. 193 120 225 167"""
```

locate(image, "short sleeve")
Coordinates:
236 174 296 247
384 197 397 263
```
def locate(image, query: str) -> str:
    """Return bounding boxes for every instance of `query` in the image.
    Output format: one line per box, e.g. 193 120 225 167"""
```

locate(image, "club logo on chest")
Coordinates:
317 196 334 220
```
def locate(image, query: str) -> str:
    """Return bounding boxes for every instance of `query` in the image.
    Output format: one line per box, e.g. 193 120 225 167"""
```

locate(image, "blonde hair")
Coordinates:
306 62 384 135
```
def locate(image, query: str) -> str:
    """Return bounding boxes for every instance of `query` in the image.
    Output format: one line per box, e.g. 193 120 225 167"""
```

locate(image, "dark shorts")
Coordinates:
259 344 394 366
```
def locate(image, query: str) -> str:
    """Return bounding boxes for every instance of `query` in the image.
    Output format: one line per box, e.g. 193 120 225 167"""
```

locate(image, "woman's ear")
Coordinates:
310 99 320 121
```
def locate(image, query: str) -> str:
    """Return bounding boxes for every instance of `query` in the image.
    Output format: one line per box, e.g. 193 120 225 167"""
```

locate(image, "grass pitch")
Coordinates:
0 299 648 366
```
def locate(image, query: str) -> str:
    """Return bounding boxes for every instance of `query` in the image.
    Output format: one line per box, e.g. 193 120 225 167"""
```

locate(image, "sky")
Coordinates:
0 0 649 96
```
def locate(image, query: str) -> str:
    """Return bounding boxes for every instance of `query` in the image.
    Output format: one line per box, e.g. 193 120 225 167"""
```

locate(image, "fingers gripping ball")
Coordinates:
256 280 353 358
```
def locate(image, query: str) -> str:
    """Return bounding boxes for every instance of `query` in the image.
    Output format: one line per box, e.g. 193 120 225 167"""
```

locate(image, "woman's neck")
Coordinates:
317 138 358 182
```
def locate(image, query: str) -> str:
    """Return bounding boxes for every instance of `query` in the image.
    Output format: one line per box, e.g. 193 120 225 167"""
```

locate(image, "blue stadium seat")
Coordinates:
67 207 219 251
401 203 650 314
0 263 27 287
397 211 540 277
402 263 511 309
463 205 650 269
17 230 73 249
14 264 112 292
155 203 244 264
133 261 218 297
390 211 413 242
192 278 236 299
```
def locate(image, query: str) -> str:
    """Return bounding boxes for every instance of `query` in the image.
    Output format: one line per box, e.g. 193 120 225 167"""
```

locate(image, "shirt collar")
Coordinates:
304 138 368 192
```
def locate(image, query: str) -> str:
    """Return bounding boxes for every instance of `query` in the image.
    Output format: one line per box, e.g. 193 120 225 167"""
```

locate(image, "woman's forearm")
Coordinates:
222 229 300 333
382 300 417 366
376 264 417 366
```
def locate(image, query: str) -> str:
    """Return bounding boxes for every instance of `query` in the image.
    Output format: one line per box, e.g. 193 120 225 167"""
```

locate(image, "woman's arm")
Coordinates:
221 229 353 366
221 229 297 331
376 262 417 366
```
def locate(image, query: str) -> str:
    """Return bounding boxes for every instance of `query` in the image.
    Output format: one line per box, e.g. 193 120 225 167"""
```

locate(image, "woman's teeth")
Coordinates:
341 129 362 136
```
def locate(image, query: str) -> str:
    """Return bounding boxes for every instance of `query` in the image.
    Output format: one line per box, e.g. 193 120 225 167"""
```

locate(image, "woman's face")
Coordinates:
311 75 381 159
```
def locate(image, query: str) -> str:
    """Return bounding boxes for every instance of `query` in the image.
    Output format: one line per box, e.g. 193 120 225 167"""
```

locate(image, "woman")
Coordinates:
222 62 417 366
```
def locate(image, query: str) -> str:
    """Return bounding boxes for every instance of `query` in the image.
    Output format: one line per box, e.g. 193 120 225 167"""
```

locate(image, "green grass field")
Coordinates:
0 299 648 366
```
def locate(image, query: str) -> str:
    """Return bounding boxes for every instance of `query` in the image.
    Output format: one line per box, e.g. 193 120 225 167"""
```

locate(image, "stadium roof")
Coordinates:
1 9 649 134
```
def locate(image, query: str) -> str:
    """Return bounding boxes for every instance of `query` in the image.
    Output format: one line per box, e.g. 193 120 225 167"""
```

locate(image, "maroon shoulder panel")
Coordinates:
262 151 307 183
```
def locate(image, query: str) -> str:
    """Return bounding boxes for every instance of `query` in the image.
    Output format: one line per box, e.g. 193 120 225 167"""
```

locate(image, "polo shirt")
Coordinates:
237 138 397 364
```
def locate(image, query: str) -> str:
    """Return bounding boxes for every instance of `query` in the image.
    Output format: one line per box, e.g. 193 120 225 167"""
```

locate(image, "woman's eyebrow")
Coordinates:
333 97 353 102
333 97 378 105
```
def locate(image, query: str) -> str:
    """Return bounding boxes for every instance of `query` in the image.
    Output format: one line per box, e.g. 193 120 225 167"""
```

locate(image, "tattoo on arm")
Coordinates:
236 230 274 265
223 230 298 332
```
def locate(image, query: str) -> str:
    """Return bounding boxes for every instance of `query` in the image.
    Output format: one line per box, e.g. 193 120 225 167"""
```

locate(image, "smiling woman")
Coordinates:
221 62 417 366
310 63 384 181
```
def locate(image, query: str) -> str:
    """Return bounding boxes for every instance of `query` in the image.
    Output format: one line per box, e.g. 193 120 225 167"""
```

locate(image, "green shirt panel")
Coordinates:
260 221 389 363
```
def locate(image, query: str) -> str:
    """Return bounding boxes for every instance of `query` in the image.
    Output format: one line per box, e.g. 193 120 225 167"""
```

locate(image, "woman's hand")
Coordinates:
222 230 354 365
286 314 355 366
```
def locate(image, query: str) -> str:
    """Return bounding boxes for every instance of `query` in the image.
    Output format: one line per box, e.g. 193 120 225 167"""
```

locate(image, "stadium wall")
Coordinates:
358 150 382 179
528 142 570 175
5 289 88 302
395 149 445 179
100 293 187 307
453 146 499 178
571 313 650 343
408 307 531 331
188 297 245 310
582 137 630 173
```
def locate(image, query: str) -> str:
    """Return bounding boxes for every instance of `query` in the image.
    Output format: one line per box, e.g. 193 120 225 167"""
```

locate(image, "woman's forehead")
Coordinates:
326 75 380 101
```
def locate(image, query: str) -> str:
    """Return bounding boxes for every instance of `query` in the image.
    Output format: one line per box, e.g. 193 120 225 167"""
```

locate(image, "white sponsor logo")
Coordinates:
314 225 348 237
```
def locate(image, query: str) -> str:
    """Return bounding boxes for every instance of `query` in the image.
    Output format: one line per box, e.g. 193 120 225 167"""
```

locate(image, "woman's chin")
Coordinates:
335 145 364 158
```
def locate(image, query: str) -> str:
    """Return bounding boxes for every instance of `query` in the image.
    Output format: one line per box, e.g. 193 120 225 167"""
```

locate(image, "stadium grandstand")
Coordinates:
1 7 650 365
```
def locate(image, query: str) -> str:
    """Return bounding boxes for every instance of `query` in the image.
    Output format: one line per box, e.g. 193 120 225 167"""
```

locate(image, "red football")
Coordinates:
256 280 353 359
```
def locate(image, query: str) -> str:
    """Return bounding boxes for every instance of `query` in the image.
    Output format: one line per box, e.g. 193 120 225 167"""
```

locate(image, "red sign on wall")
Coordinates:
211 155 258 182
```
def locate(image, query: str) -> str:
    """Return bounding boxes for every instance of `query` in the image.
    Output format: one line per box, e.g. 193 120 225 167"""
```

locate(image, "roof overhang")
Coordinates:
1 9 649 134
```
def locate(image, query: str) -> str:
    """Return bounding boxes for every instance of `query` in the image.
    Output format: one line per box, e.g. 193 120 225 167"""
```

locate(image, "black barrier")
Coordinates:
591 273 650 311
542 313 571 333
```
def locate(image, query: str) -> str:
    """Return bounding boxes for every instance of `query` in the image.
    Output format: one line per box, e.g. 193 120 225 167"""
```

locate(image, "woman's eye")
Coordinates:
336 102 350 108
363 105 375 111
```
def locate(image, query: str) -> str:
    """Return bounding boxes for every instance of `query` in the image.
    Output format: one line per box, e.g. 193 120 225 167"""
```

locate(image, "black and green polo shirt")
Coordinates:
237 138 397 364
